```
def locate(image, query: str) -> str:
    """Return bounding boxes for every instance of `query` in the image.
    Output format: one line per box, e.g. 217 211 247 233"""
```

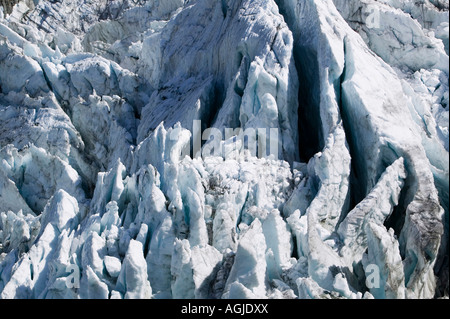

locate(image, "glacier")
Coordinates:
0 0 448 299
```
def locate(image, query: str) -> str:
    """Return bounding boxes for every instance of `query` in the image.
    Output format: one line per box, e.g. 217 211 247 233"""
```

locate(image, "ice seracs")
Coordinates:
0 0 448 299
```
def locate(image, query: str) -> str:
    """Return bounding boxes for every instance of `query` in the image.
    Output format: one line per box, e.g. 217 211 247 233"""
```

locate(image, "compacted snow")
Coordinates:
0 0 448 299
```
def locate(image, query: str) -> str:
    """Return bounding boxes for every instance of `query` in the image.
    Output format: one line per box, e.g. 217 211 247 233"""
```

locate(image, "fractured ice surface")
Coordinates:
0 0 448 299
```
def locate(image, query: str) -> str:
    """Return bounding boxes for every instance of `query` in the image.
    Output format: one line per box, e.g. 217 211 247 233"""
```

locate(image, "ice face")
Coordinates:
0 0 448 299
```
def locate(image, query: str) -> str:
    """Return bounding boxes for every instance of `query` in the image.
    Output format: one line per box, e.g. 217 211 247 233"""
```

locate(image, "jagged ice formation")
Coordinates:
0 0 448 299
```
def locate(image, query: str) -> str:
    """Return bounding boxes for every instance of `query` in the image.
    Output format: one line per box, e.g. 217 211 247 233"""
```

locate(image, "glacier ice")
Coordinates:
0 0 448 299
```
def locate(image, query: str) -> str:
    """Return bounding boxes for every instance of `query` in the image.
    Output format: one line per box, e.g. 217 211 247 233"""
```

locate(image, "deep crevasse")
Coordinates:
0 0 448 299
